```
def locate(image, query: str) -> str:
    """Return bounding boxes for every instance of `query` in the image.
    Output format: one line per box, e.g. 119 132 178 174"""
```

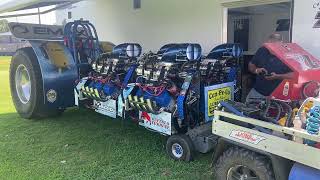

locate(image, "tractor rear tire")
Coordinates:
214 147 275 180
10 47 63 119
166 134 195 162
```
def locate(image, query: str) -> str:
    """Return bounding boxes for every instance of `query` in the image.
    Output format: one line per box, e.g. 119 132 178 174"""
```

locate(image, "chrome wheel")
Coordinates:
172 143 183 158
15 64 31 104
227 165 259 180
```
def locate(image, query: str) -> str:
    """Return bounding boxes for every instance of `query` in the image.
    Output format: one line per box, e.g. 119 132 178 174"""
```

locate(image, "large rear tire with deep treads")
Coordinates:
10 47 63 119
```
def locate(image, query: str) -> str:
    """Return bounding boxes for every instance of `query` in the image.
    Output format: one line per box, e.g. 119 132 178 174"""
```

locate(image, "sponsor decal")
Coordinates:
47 89 57 103
139 111 171 135
313 2 320 28
182 81 190 90
230 130 266 145
95 100 117 118
11 24 29 34
151 117 170 130
283 82 290 97
99 105 115 114
11 24 63 36
285 53 320 70
9 23 63 40
207 86 232 116
141 111 151 122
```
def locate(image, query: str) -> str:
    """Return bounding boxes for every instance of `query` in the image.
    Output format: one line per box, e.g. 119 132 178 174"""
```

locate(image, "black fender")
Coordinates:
212 137 293 180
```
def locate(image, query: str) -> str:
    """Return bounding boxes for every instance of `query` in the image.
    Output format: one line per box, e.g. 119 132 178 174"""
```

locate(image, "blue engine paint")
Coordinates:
122 65 138 87
94 81 104 91
227 67 238 82
29 41 78 109
206 43 243 59
157 44 178 54
161 43 202 62
86 80 118 96
177 75 193 120
112 43 142 59
87 81 96 90
177 95 185 120
289 163 320 180
150 90 172 107
84 64 138 97
199 84 205 114
136 89 172 107
86 80 117 96
103 83 117 96
219 101 244 117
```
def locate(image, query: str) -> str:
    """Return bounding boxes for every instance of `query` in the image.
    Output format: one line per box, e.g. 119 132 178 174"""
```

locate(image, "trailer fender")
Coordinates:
212 137 293 180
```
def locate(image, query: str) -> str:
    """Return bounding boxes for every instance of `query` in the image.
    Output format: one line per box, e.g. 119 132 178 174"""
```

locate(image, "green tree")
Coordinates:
0 19 9 33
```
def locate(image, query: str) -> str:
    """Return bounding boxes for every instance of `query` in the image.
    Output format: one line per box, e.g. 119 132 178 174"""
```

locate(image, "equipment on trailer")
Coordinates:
219 99 295 127
212 95 320 180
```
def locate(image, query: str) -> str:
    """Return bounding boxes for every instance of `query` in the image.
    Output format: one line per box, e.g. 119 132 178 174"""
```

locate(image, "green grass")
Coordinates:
0 56 212 179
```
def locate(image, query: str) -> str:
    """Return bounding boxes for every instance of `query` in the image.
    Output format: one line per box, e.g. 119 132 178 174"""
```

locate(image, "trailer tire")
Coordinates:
214 147 274 180
166 134 195 162
10 48 63 119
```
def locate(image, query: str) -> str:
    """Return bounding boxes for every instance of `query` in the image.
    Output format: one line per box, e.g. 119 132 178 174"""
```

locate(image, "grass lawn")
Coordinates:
0 56 212 179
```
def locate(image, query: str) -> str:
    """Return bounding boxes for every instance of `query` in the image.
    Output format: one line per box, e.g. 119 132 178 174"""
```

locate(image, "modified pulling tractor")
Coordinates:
8 20 242 161
8 20 320 179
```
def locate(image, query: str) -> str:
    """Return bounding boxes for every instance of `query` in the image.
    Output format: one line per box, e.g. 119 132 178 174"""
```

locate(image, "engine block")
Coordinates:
128 43 202 115
76 43 142 102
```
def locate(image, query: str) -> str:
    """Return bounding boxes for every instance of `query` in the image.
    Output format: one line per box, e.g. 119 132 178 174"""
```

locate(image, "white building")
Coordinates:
54 0 292 54
0 0 319 57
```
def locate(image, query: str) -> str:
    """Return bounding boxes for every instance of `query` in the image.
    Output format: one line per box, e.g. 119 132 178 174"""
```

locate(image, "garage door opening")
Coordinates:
225 2 292 100
227 2 292 55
